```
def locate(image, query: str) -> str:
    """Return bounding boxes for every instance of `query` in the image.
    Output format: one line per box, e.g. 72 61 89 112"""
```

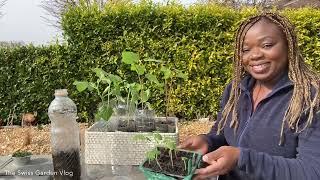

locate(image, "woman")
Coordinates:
179 12 320 180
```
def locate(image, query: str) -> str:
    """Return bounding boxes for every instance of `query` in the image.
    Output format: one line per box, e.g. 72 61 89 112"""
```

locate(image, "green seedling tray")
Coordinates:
139 149 203 180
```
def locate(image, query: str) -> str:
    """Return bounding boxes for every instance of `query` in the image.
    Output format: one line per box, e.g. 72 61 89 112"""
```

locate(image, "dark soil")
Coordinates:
143 147 201 179
117 118 156 132
155 123 168 132
52 150 81 180
155 120 176 133
117 119 136 132
135 119 155 132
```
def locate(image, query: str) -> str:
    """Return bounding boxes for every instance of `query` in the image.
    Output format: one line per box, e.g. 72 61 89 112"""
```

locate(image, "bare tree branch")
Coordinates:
40 0 133 29
40 0 114 29
40 0 78 29
196 0 276 8
0 0 7 18
0 41 25 47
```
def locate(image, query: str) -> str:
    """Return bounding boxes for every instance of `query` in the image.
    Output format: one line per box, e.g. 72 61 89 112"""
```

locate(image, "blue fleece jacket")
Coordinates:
205 74 320 180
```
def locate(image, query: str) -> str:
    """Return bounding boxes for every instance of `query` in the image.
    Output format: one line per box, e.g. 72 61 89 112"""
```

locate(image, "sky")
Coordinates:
0 0 61 45
0 0 197 45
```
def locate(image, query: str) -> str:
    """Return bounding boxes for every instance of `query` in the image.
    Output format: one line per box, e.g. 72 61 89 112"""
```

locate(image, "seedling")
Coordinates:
137 132 203 179
134 132 177 168
159 65 188 119
74 68 123 122
146 148 162 170
181 156 188 171
122 51 161 110
162 136 176 167
12 151 32 157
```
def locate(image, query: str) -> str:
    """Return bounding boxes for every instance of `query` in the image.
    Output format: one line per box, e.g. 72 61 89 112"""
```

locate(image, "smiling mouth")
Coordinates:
250 62 270 73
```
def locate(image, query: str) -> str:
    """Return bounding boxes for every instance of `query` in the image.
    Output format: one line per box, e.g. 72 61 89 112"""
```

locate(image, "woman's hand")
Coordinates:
194 146 240 180
178 135 209 155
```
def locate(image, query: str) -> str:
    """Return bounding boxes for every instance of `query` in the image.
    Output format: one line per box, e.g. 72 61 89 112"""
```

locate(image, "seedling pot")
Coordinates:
12 156 31 166
139 147 202 180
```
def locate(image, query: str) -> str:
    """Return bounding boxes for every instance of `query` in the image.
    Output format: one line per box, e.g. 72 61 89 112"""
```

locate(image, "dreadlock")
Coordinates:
216 12 320 145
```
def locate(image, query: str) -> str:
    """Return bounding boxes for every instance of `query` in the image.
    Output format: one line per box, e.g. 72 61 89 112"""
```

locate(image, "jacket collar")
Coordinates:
239 73 293 97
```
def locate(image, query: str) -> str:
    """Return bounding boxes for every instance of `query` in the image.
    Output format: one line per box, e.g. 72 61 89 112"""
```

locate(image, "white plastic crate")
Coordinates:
84 117 178 165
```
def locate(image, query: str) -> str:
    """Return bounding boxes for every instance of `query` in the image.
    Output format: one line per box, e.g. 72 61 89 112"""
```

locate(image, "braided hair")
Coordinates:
216 12 320 145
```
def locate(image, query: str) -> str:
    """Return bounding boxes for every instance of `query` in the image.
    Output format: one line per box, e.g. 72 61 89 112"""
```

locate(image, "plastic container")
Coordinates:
114 102 135 132
12 156 31 166
139 148 203 180
135 109 155 132
84 117 178 165
48 89 81 180
110 102 133 179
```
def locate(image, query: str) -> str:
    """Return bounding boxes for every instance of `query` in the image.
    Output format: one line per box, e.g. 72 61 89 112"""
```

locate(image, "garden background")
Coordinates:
0 2 319 125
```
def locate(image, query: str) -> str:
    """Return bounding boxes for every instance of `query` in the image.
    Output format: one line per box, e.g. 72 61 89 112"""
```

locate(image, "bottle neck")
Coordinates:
55 95 67 98
54 89 68 97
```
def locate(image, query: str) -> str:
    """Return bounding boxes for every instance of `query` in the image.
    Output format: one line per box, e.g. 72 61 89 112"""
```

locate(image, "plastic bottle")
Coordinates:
48 89 81 180
110 101 133 180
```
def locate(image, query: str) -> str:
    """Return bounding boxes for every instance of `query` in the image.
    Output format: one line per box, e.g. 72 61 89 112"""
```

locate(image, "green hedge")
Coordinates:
61 3 241 121
1 3 319 124
0 45 100 124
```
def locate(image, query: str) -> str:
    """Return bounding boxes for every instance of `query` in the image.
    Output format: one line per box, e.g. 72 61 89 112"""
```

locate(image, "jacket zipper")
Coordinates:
237 95 262 146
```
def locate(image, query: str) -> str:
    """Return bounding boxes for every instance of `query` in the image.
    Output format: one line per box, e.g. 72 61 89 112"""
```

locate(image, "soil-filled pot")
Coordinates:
139 147 202 180
12 156 31 166
155 118 176 133
12 151 32 166
155 121 169 132
135 109 155 132
112 102 136 132
117 118 136 132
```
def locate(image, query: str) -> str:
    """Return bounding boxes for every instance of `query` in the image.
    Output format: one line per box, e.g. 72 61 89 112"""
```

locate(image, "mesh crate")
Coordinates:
84 117 178 165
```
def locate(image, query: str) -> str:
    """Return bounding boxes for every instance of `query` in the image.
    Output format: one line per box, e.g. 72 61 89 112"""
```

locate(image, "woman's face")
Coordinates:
241 19 288 85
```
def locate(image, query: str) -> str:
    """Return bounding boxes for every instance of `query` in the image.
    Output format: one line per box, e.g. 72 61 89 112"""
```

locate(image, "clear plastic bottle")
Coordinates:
48 89 81 180
110 101 133 180
135 109 155 132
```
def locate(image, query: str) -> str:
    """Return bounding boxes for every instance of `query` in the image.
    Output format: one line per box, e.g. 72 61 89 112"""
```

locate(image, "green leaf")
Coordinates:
134 84 142 91
131 95 139 105
93 68 106 78
116 96 125 103
135 64 146 75
153 132 162 141
88 82 97 91
130 64 137 72
176 70 188 80
161 66 172 79
141 89 150 103
166 141 176 150
73 81 89 92
146 149 160 161
95 104 113 121
111 85 121 96
164 137 176 150
100 76 111 84
108 74 122 84
156 82 165 89
146 73 159 84
145 102 152 110
122 51 139 65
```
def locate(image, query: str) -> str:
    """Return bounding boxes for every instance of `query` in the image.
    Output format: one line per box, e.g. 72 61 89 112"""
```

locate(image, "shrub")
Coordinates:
0 4 319 123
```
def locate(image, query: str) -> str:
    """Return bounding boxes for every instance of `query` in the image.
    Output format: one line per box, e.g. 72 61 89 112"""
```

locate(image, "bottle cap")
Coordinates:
54 89 68 96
